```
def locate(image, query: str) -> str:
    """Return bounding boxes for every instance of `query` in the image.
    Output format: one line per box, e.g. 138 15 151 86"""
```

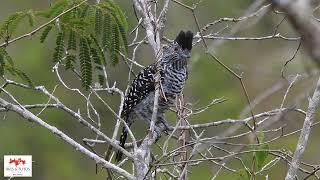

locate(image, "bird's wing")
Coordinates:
121 64 156 118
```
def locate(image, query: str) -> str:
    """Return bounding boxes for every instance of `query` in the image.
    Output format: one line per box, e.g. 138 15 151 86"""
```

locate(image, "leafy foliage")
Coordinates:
38 0 128 89
0 0 128 90
95 9 102 35
256 144 269 169
53 32 65 62
0 10 35 40
0 52 4 76
96 2 126 65
110 24 120 65
238 168 250 180
40 26 53 43
254 132 270 170
0 48 33 87
36 0 69 18
65 54 76 70
79 38 92 90
67 30 77 50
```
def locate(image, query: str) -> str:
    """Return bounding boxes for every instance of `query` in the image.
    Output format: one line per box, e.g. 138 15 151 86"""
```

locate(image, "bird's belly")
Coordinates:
130 92 174 123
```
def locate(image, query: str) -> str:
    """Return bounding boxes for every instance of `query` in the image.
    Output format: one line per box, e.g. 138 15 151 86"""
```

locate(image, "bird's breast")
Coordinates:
162 67 188 94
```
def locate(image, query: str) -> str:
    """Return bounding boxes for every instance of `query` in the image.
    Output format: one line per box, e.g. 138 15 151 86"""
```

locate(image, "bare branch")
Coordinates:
0 97 134 179
271 0 320 65
285 76 320 180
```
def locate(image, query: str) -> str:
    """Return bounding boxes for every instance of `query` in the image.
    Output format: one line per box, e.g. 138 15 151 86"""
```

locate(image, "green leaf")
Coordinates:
68 18 90 29
117 20 128 53
256 144 269 169
113 3 128 32
80 5 89 18
40 26 53 43
60 7 76 23
110 22 120 65
95 9 102 35
79 38 92 90
238 168 250 180
90 34 106 64
65 54 76 70
53 32 65 62
0 12 27 39
256 131 265 143
98 74 105 86
104 0 128 32
4 65 34 87
0 48 14 66
26 10 35 26
37 0 69 18
0 54 4 76
16 69 34 88
87 6 96 28
102 14 111 49
67 30 77 50
90 47 102 66
90 45 105 87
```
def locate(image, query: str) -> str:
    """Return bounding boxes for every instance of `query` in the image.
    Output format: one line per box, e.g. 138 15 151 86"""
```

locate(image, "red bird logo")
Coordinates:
9 158 26 166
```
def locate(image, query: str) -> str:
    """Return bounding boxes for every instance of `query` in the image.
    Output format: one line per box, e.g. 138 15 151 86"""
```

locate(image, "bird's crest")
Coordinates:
175 30 194 51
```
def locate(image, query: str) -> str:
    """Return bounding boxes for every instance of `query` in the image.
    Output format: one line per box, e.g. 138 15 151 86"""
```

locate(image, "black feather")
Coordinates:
115 125 128 162
175 30 193 50
185 31 193 51
121 64 156 118
175 31 186 49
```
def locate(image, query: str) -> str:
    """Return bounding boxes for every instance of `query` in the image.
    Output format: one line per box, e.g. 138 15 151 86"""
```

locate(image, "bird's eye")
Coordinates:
174 47 178 51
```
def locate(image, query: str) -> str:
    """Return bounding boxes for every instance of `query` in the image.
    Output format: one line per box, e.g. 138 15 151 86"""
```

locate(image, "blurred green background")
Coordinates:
1 0 320 179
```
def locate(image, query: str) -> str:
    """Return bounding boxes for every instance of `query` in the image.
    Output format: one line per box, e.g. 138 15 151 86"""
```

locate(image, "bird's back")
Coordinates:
121 64 156 119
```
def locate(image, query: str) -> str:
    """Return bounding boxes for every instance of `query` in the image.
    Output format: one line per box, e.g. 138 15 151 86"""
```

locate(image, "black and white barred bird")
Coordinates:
115 30 193 161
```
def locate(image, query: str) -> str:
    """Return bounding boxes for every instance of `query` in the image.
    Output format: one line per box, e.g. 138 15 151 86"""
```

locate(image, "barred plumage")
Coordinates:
115 30 193 161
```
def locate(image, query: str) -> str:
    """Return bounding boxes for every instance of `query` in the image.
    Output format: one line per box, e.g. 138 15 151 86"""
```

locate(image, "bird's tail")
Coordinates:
115 125 128 162
175 30 194 51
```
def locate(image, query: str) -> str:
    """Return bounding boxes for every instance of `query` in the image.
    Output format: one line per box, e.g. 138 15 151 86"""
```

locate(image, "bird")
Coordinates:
115 30 193 161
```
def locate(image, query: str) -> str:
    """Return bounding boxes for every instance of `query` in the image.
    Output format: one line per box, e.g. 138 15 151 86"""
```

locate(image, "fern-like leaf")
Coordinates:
81 5 90 18
98 74 105 86
0 12 27 39
79 38 92 90
90 34 106 64
97 2 128 57
90 47 102 67
88 34 106 87
95 9 102 35
108 1 128 32
102 14 111 49
68 18 90 30
37 0 69 18
65 54 76 70
110 23 120 66
15 69 34 87
4 65 34 87
87 6 96 29
0 48 14 66
67 30 77 50
115 6 128 32
0 54 4 76
53 32 65 62
40 26 53 43
116 18 128 53
26 10 35 27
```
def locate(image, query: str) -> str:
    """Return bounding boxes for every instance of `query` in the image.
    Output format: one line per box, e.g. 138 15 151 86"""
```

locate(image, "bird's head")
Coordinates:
161 30 193 67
